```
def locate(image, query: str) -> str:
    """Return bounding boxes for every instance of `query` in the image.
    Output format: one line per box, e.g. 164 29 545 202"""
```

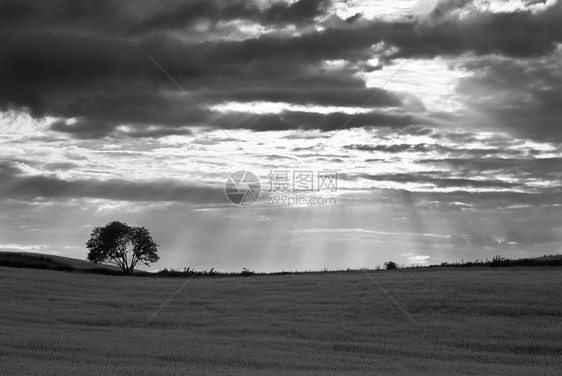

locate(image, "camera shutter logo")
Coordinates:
225 171 261 206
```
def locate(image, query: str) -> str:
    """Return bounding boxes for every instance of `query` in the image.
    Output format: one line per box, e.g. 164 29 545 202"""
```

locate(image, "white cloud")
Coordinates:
363 57 472 113
402 253 431 264
0 243 51 251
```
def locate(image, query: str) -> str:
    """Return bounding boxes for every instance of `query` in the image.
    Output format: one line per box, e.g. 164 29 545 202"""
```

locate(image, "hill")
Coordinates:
0 251 123 273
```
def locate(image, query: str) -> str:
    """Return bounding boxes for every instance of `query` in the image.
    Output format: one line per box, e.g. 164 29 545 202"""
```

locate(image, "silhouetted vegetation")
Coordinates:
86 221 159 273
156 267 219 278
2 251 562 277
240 267 255 276
155 267 255 278
384 261 398 270
437 254 562 268
0 253 73 271
0 252 144 275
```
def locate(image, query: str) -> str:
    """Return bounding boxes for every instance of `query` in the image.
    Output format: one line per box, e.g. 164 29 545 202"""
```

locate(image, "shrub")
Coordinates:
240 267 255 276
384 261 398 270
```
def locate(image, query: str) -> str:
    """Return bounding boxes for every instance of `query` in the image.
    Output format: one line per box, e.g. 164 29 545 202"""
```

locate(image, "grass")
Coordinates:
0 265 561 375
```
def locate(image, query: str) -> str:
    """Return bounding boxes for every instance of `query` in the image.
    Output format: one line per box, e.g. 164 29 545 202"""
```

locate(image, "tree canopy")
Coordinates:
86 221 159 273
384 261 398 270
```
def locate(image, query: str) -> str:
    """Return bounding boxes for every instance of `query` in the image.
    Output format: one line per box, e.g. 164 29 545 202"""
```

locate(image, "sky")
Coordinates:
1 0 562 272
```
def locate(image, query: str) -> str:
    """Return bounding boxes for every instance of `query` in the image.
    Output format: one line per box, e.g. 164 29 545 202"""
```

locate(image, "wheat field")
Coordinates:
1 266 561 375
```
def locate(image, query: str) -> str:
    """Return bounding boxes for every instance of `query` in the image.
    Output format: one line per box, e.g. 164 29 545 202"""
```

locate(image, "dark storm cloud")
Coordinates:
47 107 420 136
262 0 331 25
361 188 562 210
213 110 425 131
345 138 562 193
42 162 81 171
455 53 562 141
343 172 521 190
0 0 331 35
0 162 225 203
214 85 400 108
346 143 434 153
418 157 562 187
392 0 562 60
49 118 195 139
0 23 411 137
344 143 527 157
1 0 561 138
524 0 549 5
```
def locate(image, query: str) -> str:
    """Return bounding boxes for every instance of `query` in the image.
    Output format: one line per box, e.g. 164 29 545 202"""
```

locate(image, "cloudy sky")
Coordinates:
1 0 561 272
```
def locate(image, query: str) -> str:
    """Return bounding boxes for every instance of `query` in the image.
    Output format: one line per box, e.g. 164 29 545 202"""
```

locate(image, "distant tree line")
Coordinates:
438 254 562 268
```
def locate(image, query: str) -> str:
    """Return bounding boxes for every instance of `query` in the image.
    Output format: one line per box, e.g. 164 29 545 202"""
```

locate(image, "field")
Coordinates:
1 266 561 375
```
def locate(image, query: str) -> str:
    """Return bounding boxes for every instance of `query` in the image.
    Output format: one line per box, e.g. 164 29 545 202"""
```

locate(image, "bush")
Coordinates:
490 255 508 267
384 261 398 270
240 267 255 276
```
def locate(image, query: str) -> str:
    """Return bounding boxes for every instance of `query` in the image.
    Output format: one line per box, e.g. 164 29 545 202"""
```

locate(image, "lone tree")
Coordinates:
86 221 159 273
